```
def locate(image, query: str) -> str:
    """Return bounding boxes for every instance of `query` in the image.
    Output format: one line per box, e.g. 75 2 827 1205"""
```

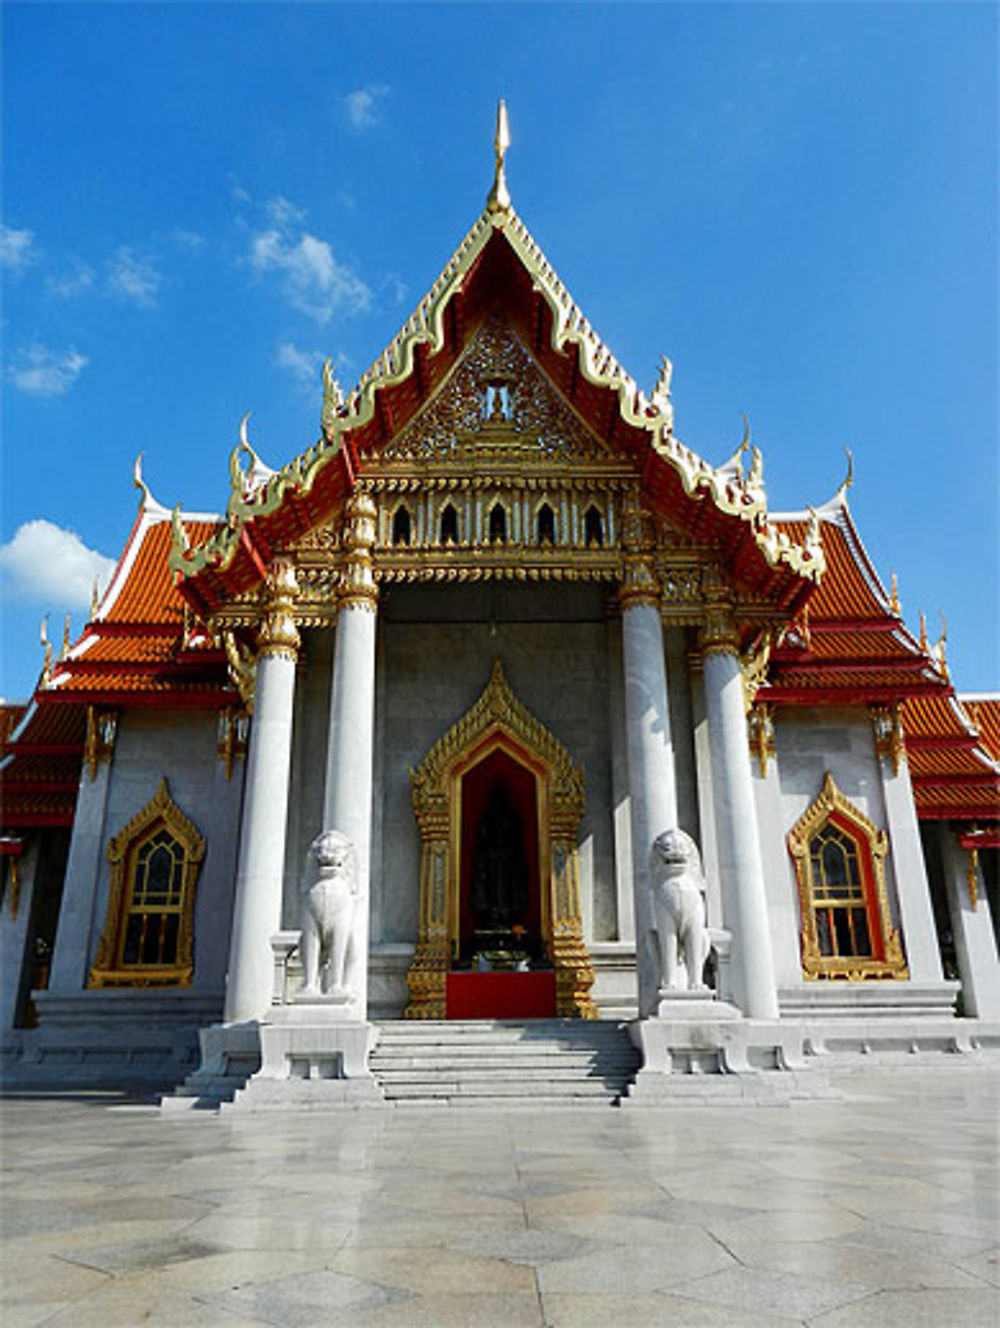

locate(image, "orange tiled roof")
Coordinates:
43 509 232 705
1 509 234 832
901 694 1000 824
762 501 948 705
963 697 1000 764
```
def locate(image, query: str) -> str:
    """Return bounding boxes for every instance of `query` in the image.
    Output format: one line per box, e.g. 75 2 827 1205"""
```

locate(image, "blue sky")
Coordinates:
2 3 997 699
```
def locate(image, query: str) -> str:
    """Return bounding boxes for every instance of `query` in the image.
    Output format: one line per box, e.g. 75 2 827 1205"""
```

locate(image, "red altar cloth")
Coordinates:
446 971 557 1019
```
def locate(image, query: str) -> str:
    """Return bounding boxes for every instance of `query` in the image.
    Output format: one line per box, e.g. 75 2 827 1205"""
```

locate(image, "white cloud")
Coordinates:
106 246 161 306
46 262 96 299
0 225 38 272
170 228 205 251
344 85 389 129
0 520 116 608
275 340 324 386
250 226 370 323
6 344 88 397
266 196 307 229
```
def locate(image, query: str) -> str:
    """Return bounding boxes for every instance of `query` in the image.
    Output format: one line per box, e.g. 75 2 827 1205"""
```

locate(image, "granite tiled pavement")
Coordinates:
1 1065 998 1326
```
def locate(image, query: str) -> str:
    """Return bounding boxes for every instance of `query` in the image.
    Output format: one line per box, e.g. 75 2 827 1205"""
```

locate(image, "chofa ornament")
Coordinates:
650 828 711 992
300 830 358 998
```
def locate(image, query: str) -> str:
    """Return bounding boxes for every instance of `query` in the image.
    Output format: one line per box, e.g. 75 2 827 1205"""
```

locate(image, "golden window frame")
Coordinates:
89 778 205 988
787 772 908 981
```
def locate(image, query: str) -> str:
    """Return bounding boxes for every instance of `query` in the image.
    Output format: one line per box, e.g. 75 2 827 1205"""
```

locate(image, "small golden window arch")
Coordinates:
787 772 907 981
584 505 604 547
391 505 412 546
89 779 205 988
536 503 556 545
488 502 507 543
439 503 459 545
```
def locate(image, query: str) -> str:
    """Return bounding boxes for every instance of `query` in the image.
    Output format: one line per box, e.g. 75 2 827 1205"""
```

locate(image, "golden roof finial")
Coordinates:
90 575 100 621
890 572 900 615
486 99 511 214
39 615 53 686
919 610 928 651
61 614 71 660
838 446 854 500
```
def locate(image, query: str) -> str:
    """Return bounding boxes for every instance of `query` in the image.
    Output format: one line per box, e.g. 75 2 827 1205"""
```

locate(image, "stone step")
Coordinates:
375 1067 631 1085
372 1047 637 1064
370 1018 640 1106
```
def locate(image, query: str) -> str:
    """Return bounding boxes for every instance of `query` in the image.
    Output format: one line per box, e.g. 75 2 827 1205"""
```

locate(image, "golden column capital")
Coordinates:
617 493 661 611
339 490 379 612
258 558 301 660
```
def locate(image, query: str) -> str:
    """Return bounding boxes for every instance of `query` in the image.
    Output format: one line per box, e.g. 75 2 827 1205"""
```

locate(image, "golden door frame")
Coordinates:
404 660 597 1019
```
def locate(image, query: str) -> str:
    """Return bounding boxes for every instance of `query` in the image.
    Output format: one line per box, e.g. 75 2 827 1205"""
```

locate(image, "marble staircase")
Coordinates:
370 1018 641 1106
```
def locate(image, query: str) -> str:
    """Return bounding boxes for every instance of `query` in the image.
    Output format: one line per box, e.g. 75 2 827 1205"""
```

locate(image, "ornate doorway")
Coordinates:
404 660 597 1018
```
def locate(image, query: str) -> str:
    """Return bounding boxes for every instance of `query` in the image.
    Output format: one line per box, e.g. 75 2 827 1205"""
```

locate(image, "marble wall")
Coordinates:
364 583 619 955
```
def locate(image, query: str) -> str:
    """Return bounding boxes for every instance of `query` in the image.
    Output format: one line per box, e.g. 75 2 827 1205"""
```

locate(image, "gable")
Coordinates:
380 316 617 468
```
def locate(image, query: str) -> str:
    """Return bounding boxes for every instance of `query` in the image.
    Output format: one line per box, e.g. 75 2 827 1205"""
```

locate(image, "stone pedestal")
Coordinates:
624 993 812 1104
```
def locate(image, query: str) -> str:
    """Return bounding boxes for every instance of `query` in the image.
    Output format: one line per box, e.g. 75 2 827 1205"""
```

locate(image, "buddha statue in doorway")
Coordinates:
471 784 529 928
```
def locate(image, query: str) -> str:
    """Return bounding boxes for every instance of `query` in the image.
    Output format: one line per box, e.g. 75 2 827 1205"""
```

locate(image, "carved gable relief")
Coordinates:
382 317 612 464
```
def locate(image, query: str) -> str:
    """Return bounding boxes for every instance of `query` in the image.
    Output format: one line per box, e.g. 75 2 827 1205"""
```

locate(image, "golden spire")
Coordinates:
39 615 53 686
889 572 900 615
486 99 511 214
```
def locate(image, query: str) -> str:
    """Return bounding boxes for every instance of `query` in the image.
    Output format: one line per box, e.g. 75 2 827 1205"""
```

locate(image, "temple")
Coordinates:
2 107 998 1104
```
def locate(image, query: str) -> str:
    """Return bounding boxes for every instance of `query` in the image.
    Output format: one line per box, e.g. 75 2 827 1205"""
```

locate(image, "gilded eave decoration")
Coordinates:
168 197 825 589
787 772 908 982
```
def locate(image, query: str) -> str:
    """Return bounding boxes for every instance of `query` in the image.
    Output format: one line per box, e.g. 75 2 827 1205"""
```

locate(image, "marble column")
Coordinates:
323 491 379 1014
941 828 1000 1019
620 534 677 1017
874 715 943 981
223 561 300 1025
701 615 779 1020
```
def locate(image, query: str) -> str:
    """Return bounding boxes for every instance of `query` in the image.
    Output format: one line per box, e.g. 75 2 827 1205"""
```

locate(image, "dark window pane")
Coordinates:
816 909 832 956
852 908 872 957
122 914 143 965
833 908 853 957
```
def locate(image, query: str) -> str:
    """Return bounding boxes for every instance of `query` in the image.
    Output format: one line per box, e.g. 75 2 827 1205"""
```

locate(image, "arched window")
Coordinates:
439 504 459 545
536 503 555 545
392 506 412 547
787 773 907 980
89 779 205 988
488 503 507 543
584 505 604 548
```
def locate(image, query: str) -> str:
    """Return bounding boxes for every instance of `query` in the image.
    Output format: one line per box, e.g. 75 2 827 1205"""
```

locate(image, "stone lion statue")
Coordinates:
300 830 358 998
650 827 710 992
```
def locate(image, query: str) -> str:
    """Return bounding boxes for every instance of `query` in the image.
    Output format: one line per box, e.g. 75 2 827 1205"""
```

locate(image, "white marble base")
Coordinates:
654 988 739 1021
279 991 356 1017
256 1017 379 1088
627 1009 807 1081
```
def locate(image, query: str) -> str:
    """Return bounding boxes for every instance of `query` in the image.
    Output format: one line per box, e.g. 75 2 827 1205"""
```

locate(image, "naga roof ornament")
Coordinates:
168 102 826 587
